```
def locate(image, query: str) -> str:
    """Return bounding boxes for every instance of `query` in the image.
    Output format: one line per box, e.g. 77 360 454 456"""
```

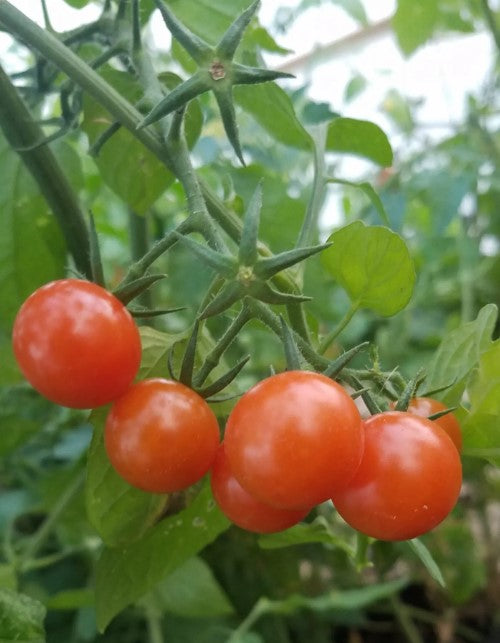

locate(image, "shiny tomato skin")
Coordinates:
224 371 364 511
406 397 462 452
12 279 141 409
105 378 220 493
211 444 309 533
331 412 462 541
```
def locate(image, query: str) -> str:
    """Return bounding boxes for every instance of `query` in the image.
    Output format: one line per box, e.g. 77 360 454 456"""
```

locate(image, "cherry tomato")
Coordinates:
406 397 462 452
105 378 220 493
12 279 141 409
331 412 462 541
211 444 309 533
224 371 363 511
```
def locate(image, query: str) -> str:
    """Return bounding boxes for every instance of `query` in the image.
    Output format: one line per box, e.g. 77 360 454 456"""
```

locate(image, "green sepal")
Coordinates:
88 121 121 157
254 242 332 280
214 87 245 165
231 62 295 85
138 72 207 129
428 407 458 422
394 368 425 411
348 375 382 415
129 306 186 318
418 379 457 398
179 321 199 387
167 345 177 380
248 281 312 305
153 0 212 64
322 342 369 379
197 355 250 398
216 0 260 60
351 387 370 399
199 281 244 319
88 212 105 287
279 315 301 371
173 232 236 277
238 182 262 266
113 274 167 305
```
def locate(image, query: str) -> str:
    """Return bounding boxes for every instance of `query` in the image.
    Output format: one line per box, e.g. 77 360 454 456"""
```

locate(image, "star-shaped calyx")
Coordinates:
137 0 293 163
174 184 331 318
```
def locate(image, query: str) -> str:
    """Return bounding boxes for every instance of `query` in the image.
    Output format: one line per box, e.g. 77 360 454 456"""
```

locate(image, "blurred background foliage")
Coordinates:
0 0 499 641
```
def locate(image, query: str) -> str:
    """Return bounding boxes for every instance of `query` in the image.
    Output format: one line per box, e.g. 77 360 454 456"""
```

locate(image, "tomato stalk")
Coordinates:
318 300 361 354
0 62 92 279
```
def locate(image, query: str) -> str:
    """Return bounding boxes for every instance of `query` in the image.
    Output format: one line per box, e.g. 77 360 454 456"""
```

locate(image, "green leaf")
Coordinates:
392 0 439 56
0 134 65 334
143 556 234 617
259 516 354 556
61 0 91 6
47 588 95 610
326 118 393 166
463 339 500 466
424 304 498 407
86 407 168 547
95 483 230 631
332 0 368 26
407 538 445 587
81 69 173 214
327 178 390 225
138 326 188 379
321 221 415 316
234 83 312 150
0 588 46 642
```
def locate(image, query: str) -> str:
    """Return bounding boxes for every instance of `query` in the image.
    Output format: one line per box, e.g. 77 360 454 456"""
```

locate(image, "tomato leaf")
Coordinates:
462 338 500 466
139 556 234 617
234 83 312 150
407 538 445 587
95 483 230 631
326 178 390 226
326 118 393 167
321 221 415 316
424 304 498 407
392 0 439 56
0 588 46 641
86 407 168 547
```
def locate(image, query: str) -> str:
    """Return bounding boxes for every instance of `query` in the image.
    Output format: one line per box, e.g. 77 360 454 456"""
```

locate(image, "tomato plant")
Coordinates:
211 443 309 533
331 411 463 541
224 371 364 510
12 279 141 409
105 378 220 493
406 397 463 452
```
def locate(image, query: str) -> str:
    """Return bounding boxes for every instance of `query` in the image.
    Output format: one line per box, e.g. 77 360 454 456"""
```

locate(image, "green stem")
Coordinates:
479 0 500 55
145 607 164 643
295 123 327 253
389 596 424 643
0 62 92 278
128 209 152 309
318 301 360 354
20 470 84 567
193 305 252 386
228 598 269 642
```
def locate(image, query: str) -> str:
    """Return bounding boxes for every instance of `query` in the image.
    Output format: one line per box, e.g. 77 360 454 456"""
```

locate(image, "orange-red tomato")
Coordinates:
331 411 462 541
211 444 309 533
13 279 141 409
224 371 364 510
105 378 220 493
406 397 462 452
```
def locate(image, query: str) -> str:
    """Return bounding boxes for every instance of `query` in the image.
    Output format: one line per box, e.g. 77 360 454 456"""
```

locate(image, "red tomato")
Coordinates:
211 444 309 533
105 378 220 493
406 397 462 452
12 279 141 409
224 371 363 511
331 412 462 541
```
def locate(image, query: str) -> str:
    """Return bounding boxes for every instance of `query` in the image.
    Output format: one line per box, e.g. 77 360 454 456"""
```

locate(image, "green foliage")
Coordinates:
0 588 46 642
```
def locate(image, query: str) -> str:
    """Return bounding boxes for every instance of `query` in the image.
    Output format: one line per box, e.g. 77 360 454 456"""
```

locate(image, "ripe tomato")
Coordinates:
211 444 309 533
331 412 462 541
224 371 363 511
105 378 220 493
406 397 462 452
12 279 141 409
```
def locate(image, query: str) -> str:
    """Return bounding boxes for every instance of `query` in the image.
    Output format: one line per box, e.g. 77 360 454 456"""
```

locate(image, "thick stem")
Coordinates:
128 209 152 309
0 62 92 278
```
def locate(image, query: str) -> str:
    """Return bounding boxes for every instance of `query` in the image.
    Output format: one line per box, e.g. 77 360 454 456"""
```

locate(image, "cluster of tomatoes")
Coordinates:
13 279 462 542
